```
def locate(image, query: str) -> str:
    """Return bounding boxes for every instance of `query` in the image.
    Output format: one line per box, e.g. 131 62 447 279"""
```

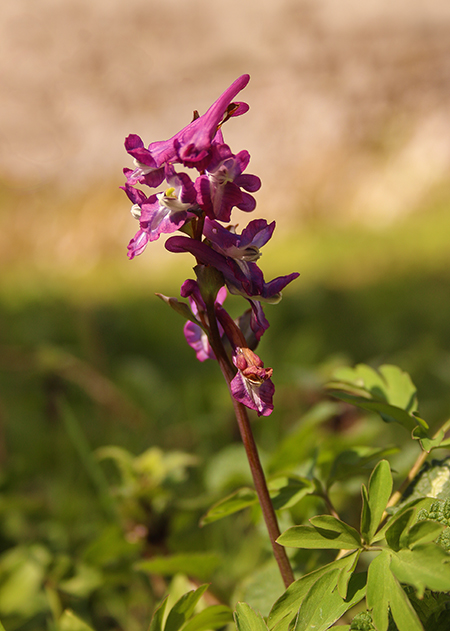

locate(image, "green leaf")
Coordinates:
412 426 445 452
367 551 422 631
336 550 361 599
372 497 435 544
59 610 95 631
407 520 445 548
136 553 220 581
294 570 366 631
385 508 415 552
327 446 398 488
182 605 233 631
278 515 361 550
0 622 5 631
147 597 168 631
200 488 257 526
164 585 209 631
268 476 314 510
328 364 428 432
267 557 365 631
390 544 450 597
234 602 269 631
361 460 393 544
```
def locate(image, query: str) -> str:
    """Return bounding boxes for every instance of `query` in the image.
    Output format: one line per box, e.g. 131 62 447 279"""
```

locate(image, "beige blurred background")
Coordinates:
1 0 450 294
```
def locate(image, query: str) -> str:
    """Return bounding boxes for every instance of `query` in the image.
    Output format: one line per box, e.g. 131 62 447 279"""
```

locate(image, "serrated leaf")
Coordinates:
200 488 257 526
407 520 445 548
268 476 314 510
148 597 168 631
367 551 422 631
164 585 209 631
136 553 220 581
267 557 363 631
182 605 233 631
390 544 450 597
362 460 393 544
278 516 361 550
294 570 366 631
234 602 269 631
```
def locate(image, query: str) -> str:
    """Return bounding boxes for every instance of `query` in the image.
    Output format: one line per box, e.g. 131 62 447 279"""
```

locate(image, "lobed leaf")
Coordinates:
367 551 422 631
390 544 450 597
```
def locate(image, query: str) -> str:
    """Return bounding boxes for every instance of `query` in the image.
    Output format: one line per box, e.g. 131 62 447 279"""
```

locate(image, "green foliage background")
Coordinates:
1 183 450 630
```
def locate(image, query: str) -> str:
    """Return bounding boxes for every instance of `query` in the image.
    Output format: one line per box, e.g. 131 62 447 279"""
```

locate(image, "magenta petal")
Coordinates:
230 370 274 416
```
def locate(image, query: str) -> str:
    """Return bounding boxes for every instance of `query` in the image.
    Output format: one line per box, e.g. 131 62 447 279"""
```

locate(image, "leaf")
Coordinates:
234 602 269 631
136 553 220 581
200 488 257 526
59 610 95 631
372 497 435 544
294 570 366 631
328 364 428 432
361 460 393 544
267 557 365 631
390 544 450 597
182 605 233 631
164 585 209 631
406 520 445 548
268 476 315 510
367 551 422 631
412 426 445 453
327 445 398 488
385 508 416 552
336 550 361 599
278 515 361 550
147 597 168 631
155 294 201 327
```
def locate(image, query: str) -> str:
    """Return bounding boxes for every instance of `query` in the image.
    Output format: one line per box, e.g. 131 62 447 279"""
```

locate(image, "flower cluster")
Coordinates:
123 75 299 416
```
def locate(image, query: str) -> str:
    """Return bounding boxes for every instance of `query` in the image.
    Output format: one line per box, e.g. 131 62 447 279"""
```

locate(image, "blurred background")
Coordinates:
1 0 450 629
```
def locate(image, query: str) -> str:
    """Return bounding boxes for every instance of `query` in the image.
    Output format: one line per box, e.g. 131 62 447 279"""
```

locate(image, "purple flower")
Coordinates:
195 143 261 221
165 235 299 338
181 280 227 361
203 217 275 262
124 166 198 258
124 75 251 178
231 347 275 416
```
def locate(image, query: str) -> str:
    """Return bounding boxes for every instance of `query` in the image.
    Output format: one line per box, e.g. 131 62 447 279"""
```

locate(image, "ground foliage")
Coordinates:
0 270 450 629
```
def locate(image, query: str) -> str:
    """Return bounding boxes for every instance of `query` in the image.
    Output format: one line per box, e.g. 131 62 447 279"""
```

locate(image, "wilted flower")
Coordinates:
231 347 275 416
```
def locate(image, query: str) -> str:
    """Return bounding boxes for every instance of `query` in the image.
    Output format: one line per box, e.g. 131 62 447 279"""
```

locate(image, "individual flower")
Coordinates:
124 74 251 179
124 166 198 259
181 280 227 361
195 142 261 221
203 217 275 265
231 347 275 416
164 235 299 338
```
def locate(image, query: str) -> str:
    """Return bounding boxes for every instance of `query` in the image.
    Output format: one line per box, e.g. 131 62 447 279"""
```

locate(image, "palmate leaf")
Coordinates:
327 364 428 433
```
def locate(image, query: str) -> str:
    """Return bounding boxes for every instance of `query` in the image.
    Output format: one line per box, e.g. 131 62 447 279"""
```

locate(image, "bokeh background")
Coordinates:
1 1 450 629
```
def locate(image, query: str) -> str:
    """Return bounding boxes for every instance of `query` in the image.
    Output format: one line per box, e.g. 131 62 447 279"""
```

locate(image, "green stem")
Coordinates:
206 302 295 588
